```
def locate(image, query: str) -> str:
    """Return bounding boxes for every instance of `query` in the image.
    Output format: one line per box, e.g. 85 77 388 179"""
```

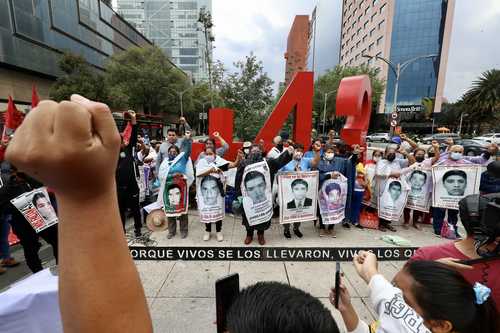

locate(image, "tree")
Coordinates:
313 65 385 134
461 69 500 132
50 53 108 102
104 46 190 116
216 53 274 140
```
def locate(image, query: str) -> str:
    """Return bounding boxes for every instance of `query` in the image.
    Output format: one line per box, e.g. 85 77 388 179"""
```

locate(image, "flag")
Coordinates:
121 121 132 145
4 95 24 130
31 85 40 108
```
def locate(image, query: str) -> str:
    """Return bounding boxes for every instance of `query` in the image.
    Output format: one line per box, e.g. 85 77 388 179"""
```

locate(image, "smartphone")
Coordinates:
334 262 341 309
215 273 240 333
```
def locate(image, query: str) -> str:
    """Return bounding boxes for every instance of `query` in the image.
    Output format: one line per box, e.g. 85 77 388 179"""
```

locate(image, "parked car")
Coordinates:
454 139 488 156
473 133 500 144
421 133 460 144
366 132 391 143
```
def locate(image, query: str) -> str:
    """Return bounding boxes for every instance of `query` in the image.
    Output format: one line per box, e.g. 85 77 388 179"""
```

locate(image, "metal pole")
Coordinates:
458 113 463 135
322 92 327 136
180 92 184 117
391 63 400 136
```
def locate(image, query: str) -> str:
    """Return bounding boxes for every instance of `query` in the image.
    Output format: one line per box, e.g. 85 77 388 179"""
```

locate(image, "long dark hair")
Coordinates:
405 261 498 333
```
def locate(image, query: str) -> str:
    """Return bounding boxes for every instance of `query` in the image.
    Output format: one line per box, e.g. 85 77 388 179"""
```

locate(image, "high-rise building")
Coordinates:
307 0 343 80
284 16 309 86
340 0 455 114
117 0 213 83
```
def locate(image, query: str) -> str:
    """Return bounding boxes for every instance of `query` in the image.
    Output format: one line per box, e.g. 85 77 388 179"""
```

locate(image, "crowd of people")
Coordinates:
0 96 499 333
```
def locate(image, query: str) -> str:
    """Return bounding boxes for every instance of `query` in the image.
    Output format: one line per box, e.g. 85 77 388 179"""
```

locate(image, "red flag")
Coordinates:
32 84 40 108
121 121 132 145
5 96 24 130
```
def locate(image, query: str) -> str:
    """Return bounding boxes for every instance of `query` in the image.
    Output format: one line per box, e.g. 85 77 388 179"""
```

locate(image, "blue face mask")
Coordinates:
205 155 215 163
168 153 176 161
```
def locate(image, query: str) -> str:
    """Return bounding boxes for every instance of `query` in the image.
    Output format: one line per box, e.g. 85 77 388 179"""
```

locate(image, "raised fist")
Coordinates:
5 95 121 200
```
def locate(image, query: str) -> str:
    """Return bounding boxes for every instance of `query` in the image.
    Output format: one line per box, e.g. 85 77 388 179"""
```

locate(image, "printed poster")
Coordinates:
241 161 273 226
405 166 432 212
10 187 58 233
362 163 377 207
432 165 483 210
162 174 189 217
196 174 225 223
278 171 319 224
378 178 409 221
318 174 348 225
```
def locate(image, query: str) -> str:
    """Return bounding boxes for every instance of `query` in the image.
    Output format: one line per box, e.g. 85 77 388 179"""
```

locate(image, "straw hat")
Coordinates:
146 209 168 232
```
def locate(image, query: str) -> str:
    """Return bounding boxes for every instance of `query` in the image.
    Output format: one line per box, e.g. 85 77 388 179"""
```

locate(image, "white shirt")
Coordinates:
138 149 158 167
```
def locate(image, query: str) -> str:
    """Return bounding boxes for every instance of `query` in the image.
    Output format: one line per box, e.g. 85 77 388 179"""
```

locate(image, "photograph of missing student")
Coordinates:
432 165 483 210
162 174 188 217
10 187 58 233
318 174 348 225
241 161 273 226
405 167 432 212
278 171 318 224
196 174 225 223
378 178 409 221
362 163 377 208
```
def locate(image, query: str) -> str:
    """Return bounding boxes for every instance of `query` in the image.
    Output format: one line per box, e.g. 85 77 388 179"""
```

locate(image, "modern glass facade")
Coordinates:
117 0 213 83
384 0 448 113
0 0 151 79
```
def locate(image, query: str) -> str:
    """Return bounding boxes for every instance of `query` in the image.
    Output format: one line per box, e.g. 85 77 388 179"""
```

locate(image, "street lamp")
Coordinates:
458 113 469 135
194 100 211 135
322 90 337 136
362 53 438 135
176 87 193 117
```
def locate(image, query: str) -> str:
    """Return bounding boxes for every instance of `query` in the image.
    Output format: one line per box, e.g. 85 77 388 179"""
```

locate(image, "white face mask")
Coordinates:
325 153 334 160
373 156 381 162
450 152 463 161
294 152 303 160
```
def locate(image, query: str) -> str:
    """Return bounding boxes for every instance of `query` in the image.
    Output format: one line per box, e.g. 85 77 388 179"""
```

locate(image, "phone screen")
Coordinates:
334 262 341 309
216 273 240 333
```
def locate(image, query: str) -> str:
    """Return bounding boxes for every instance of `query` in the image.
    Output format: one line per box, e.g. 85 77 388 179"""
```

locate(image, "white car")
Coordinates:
473 133 500 144
366 133 391 143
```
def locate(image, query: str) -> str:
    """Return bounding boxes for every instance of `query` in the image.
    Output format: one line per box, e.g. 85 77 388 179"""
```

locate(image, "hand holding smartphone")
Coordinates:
334 262 341 309
215 273 240 333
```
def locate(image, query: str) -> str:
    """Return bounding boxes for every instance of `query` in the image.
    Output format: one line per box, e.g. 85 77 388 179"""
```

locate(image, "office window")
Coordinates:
365 7 370 15
368 42 374 51
378 20 385 30
351 22 355 29
380 3 387 14
355 53 360 61
358 14 362 22
361 48 367 56
364 20 369 29
359 1 364 9
370 28 376 37
367 57 373 66
373 0 380 5
357 28 362 35
376 36 383 46
356 41 360 48
376 51 382 58
362 34 367 42
371 13 377 22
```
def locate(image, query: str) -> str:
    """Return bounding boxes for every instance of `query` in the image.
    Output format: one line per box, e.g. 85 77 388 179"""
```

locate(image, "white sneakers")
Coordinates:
216 232 223 242
203 232 224 242
203 232 210 241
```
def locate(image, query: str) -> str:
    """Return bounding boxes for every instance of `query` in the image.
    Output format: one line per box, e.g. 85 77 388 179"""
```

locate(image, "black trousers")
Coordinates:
205 220 222 232
117 187 143 233
9 210 58 273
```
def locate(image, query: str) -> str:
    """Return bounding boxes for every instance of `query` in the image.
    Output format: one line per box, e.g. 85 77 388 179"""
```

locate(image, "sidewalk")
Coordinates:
134 210 449 333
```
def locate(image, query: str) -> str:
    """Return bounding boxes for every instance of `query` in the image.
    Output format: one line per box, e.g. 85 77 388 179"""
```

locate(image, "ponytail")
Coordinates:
405 261 499 333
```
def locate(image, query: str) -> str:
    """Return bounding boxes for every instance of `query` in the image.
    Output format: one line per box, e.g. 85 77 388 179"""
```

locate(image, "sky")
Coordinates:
212 0 500 102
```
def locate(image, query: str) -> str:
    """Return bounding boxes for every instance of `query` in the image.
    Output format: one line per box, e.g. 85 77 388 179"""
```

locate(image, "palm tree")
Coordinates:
461 69 500 132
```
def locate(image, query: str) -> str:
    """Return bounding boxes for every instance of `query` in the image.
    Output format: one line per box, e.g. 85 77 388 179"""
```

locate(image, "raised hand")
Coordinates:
353 250 379 284
6 95 121 201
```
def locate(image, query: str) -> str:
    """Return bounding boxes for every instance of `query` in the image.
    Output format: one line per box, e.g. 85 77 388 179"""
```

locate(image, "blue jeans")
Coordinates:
0 213 12 260
349 190 364 224
432 208 458 235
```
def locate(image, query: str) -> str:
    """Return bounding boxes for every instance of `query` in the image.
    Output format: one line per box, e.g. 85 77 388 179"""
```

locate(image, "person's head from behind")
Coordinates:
244 171 266 203
388 181 402 201
226 281 339 333
443 170 467 196
325 182 341 204
409 170 427 191
291 178 308 201
394 260 498 333
33 192 55 220
167 128 177 144
486 160 500 179
167 184 182 206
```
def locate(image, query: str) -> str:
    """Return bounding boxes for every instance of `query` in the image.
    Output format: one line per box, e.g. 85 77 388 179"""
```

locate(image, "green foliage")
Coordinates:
49 53 108 102
313 65 385 132
216 53 274 140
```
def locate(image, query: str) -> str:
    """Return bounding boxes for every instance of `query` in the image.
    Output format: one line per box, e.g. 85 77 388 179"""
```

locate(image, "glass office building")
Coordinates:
384 0 452 113
0 0 152 107
117 0 213 83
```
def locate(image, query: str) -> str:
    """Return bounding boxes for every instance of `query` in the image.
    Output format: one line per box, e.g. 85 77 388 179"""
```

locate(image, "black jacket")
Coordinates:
0 173 43 213
116 124 139 189
287 197 313 209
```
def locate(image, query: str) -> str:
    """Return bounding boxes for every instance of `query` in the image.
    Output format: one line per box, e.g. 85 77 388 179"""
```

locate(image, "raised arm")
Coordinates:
430 141 441 165
214 132 229 157
6 96 152 333
400 133 418 150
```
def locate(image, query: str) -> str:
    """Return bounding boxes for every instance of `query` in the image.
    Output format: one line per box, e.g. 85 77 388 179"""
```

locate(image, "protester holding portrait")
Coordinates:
196 146 242 242
277 142 321 239
195 131 230 165
319 173 349 227
378 178 409 222
431 144 484 237
316 143 361 237
362 149 383 208
235 143 293 245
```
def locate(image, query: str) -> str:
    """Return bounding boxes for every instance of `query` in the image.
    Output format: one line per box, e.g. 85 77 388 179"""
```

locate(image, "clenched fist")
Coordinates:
5 95 121 200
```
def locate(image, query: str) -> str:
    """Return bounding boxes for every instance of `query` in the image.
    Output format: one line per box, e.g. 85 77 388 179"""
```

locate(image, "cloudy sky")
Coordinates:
212 0 500 102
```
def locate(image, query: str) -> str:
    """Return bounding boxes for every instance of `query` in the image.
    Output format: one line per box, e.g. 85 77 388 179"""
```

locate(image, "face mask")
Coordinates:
415 156 425 163
243 149 250 156
373 156 381 162
248 152 262 161
386 153 396 162
450 152 462 161
120 152 126 158
168 153 176 161
294 152 303 160
325 153 334 160
205 155 215 163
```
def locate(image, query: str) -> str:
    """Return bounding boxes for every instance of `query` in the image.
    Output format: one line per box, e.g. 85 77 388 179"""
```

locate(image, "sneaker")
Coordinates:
257 234 266 245
244 236 253 245
342 222 351 229
284 229 291 239
379 226 387 232
330 229 337 238
134 230 142 237
293 228 303 238
203 232 210 241
319 229 326 237
386 225 397 232
355 224 364 230
216 232 223 242
412 223 421 230
1 258 20 267
167 232 175 239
